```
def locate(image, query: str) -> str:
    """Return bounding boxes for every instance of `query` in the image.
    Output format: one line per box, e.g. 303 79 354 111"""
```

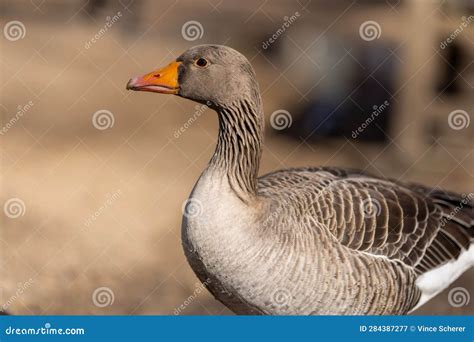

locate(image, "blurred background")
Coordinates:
1 0 473 315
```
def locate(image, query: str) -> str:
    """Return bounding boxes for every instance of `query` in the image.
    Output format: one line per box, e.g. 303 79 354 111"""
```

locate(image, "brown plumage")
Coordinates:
127 45 474 315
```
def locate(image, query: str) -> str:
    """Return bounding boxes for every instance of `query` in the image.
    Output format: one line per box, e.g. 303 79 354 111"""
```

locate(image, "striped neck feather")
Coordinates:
209 98 264 201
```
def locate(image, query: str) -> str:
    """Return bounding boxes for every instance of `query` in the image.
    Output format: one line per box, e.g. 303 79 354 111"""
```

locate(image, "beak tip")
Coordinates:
126 78 135 90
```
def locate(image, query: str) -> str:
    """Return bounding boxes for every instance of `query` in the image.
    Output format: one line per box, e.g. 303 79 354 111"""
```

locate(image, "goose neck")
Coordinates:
209 99 264 201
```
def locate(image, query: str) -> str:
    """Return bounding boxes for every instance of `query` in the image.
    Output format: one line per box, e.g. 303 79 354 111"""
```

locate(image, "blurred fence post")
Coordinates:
393 0 438 160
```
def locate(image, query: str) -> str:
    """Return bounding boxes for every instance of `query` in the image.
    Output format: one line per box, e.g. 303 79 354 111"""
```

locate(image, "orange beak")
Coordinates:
126 61 180 94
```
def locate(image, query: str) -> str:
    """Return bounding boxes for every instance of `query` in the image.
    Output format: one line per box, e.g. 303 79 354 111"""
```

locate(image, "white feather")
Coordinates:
411 244 474 312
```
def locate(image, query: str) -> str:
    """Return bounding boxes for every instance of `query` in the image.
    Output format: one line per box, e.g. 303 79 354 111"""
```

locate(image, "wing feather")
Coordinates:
258 166 473 276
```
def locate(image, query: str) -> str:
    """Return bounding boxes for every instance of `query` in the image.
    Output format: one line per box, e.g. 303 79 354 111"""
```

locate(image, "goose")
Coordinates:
127 45 474 315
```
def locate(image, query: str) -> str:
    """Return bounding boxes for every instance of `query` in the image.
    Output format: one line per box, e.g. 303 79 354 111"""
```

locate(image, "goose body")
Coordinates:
127 45 474 315
184 168 422 315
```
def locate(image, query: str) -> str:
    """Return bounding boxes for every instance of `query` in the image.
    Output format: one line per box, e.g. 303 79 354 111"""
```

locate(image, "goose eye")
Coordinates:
194 58 208 68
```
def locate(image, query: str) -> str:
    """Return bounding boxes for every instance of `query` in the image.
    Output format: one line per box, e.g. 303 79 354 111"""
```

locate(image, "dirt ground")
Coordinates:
1 1 473 315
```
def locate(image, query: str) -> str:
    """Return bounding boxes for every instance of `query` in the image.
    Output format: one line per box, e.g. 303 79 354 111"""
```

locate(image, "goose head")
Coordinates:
126 45 260 108
127 45 264 198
